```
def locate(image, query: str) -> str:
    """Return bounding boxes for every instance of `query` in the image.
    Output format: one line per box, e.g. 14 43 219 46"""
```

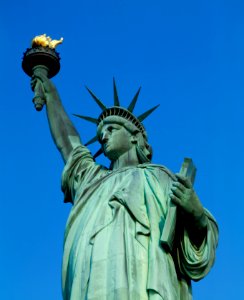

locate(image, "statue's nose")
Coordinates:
101 132 109 144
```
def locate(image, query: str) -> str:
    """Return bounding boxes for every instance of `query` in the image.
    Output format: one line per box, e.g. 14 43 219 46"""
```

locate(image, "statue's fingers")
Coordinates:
171 186 184 199
32 73 51 93
30 78 37 91
169 194 182 207
172 181 185 193
31 75 37 83
175 173 192 188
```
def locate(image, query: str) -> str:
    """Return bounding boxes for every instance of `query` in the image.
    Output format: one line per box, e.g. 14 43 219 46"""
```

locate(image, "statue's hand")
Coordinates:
170 174 207 230
31 71 58 98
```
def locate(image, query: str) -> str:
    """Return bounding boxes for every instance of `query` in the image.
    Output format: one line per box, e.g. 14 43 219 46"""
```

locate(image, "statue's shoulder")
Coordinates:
139 163 176 180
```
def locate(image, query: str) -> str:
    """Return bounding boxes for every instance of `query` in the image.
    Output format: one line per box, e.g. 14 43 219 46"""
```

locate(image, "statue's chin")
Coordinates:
104 151 119 162
104 147 122 162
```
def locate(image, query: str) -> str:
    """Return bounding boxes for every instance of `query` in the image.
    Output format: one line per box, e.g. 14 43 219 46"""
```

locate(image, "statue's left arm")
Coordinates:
170 174 219 280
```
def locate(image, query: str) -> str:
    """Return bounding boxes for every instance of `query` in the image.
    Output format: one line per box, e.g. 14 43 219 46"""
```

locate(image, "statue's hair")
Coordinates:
135 133 153 163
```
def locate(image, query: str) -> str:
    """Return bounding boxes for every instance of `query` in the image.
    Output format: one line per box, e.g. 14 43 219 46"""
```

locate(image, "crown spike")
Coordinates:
113 78 120 106
73 114 98 124
137 104 160 122
127 87 141 112
85 136 98 146
93 148 103 159
85 86 107 111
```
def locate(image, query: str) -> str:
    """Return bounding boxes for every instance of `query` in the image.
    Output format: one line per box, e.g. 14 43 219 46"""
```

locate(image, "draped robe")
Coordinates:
61 145 218 300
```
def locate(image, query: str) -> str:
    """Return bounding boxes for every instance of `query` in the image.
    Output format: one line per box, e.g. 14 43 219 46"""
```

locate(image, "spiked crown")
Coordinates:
74 79 159 158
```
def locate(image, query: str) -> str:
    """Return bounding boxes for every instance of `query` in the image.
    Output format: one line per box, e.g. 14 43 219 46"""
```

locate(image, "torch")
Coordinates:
22 34 63 111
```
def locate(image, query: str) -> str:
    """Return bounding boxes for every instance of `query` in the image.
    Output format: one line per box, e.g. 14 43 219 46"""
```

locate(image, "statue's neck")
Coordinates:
111 146 139 170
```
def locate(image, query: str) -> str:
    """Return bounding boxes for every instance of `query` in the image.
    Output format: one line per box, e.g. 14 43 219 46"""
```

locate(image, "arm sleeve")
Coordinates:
176 209 219 281
61 145 99 204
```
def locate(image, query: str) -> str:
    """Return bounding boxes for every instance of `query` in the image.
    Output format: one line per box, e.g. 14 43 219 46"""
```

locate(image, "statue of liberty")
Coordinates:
28 37 218 299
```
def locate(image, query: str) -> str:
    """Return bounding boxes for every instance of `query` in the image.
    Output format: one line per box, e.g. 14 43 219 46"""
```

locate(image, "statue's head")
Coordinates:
97 113 152 163
74 79 158 163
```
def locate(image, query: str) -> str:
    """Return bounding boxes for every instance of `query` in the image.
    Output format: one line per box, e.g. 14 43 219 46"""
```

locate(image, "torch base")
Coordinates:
22 46 60 78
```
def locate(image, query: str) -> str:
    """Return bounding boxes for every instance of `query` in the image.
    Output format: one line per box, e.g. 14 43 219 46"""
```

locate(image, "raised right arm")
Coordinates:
32 70 82 163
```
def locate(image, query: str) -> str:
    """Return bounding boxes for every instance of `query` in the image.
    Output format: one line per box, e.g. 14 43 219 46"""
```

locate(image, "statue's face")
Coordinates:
99 123 134 161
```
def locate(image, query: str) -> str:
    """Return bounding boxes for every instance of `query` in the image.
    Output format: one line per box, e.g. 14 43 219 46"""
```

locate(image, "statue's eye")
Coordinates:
107 126 115 132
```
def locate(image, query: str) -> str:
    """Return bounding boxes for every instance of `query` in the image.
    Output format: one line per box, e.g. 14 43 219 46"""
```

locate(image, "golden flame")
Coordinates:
31 34 63 49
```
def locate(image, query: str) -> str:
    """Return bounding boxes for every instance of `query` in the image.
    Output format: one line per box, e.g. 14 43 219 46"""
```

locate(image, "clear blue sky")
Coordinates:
1 0 243 299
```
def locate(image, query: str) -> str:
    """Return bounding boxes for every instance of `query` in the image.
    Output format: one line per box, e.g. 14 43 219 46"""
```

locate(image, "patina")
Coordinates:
25 37 218 300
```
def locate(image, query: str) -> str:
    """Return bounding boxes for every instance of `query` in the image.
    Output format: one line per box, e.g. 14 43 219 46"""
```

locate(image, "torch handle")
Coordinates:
32 66 49 111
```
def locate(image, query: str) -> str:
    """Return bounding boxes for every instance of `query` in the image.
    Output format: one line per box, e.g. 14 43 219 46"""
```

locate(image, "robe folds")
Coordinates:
61 145 218 300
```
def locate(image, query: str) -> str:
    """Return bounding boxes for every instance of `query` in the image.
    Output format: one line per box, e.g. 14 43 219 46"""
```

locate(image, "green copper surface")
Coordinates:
28 69 218 300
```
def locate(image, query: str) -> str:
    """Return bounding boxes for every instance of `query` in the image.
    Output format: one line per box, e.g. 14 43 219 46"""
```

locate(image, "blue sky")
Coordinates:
1 0 244 299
